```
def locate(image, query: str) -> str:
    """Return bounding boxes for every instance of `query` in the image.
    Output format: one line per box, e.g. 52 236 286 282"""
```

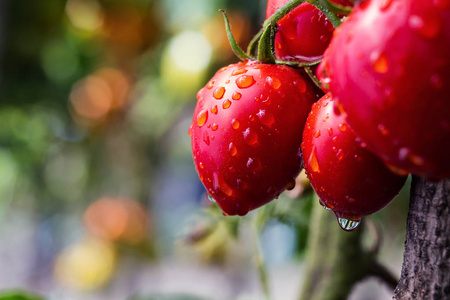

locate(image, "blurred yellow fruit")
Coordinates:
54 238 117 291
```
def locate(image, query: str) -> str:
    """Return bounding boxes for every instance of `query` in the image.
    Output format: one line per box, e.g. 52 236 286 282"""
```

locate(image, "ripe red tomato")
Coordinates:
266 0 335 62
318 0 450 179
302 94 407 230
190 60 317 216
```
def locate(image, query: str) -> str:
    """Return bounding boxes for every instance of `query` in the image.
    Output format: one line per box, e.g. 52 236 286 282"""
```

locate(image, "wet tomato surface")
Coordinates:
190 60 318 216
302 94 407 230
318 0 450 179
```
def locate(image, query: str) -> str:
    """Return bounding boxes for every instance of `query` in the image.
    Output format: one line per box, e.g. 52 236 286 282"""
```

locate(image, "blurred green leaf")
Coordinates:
0 291 44 300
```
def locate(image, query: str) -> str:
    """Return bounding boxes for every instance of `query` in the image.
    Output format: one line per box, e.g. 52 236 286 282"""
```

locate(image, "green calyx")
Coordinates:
221 0 345 67
220 0 308 65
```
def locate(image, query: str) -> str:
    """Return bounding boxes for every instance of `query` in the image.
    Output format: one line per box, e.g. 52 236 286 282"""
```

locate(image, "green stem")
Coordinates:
304 67 322 89
306 0 342 28
219 9 251 61
253 207 271 300
247 29 263 58
323 0 353 15
257 23 276 64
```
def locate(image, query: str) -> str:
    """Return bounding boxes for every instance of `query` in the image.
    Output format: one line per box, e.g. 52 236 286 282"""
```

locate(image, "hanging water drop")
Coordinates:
337 217 361 231
318 198 331 211
207 194 216 203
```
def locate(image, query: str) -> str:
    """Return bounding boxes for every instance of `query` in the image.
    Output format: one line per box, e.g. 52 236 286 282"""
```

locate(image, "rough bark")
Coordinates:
393 176 450 300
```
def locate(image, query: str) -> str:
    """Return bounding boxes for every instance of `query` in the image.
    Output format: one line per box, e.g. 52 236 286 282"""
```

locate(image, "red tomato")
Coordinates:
266 0 335 62
318 0 450 179
190 60 318 216
302 94 407 230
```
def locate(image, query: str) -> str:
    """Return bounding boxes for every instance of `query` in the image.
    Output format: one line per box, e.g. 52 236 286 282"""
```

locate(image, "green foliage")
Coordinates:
0 291 43 300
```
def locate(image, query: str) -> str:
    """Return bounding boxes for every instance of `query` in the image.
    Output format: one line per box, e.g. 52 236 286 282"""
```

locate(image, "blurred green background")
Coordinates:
0 0 410 299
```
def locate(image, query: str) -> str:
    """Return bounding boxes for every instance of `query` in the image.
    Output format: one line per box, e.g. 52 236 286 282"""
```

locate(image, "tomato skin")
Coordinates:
302 94 407 220
266 1 334 62
190 60 317 216
318 0 450 180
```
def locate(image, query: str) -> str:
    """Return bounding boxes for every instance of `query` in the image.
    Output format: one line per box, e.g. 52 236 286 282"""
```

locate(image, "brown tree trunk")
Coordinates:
393 176 450 299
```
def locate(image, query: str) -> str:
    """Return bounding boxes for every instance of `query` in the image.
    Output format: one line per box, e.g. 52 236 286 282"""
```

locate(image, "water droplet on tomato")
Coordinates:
207 194 216 203
213 87 226 99
232 68 248 76
243 128 258 145
319 198 331 211
370 51 389 73
336 216 361 231
203 131 210 145
232 91 242 100
246 157 261 171
231 119 240 129
377 124 389 136
399 147 425 167
188 123 194 136
334 101 345 115
199 162 204 169
237 179 248 189
211 105 218 114
236 75 255 88
313 130 321 138
213 172 233 197
295 78 307 93
197 109 208 127
327 127 333 136
319 35 329 43
338 123 347 132
229 142 238 156
308 145 320 173
257 109 275 126
223 99 232 109
207 80 215 89
211 123 218 131
336 149 344 161
266 76 281 90
409 13 443 39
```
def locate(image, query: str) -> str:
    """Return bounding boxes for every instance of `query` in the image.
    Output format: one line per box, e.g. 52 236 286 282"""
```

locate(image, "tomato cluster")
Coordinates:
190 0 449 230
